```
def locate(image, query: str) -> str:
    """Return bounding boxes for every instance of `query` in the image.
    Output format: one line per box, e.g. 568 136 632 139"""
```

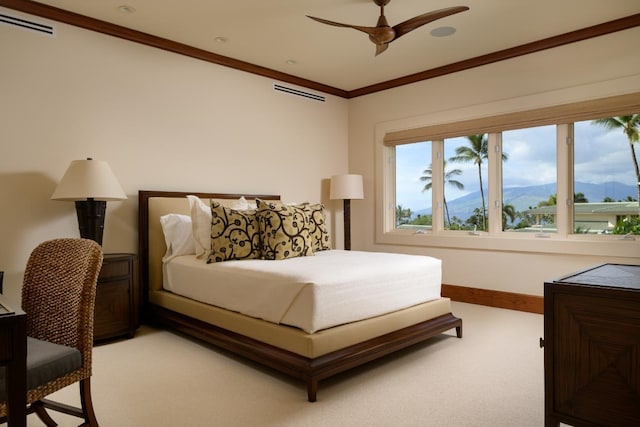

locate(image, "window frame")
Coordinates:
375 92 640 257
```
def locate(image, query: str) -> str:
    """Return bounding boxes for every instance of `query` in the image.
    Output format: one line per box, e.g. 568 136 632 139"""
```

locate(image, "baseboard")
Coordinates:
441 284 544 315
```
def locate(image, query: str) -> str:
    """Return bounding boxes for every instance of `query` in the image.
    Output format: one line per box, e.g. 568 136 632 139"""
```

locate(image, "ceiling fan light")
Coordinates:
117 5 136 14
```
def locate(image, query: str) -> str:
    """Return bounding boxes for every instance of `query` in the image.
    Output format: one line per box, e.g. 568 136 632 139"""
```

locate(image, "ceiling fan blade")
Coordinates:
307 16 379 38
393 6 469 40
375 43 389 56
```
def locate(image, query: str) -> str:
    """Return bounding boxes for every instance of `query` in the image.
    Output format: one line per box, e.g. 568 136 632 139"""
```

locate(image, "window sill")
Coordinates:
376 229 639 257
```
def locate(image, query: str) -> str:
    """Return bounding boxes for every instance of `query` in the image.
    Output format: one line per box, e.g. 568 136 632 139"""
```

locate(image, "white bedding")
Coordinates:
163 250 441 333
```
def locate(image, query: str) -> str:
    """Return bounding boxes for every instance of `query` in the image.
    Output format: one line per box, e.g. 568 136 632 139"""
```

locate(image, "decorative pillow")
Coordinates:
207 202 261 263
187 195 251 259
300 203 331 252
159 214 196 262
255 199 313 260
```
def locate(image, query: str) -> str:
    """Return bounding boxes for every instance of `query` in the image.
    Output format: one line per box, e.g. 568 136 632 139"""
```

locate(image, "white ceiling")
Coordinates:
9 0 640 92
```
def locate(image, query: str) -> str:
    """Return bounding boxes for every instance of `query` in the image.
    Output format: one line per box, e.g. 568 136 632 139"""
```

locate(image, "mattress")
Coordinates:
163 249 441 333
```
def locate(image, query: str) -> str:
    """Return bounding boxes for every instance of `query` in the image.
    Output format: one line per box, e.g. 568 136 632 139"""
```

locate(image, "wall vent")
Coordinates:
0 13 55 36
273 83 326 103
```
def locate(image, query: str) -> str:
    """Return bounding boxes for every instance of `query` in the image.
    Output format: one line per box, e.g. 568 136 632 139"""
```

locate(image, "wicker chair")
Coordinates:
0 238 103 427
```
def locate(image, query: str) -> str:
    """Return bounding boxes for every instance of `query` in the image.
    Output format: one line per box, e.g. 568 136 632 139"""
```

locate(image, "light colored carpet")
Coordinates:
27 302 546 426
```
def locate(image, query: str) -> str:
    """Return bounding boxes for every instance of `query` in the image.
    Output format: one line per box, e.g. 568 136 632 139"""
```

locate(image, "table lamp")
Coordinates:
51 158 127 245
330 174 364 250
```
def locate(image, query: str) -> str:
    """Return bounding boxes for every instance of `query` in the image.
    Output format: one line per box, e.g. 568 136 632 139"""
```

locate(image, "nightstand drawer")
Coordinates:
95 279 131 338
99 258 131 279
94 253 139 342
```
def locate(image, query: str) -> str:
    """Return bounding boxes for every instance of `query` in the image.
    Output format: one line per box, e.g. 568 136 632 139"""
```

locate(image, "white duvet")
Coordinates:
163 250 441 333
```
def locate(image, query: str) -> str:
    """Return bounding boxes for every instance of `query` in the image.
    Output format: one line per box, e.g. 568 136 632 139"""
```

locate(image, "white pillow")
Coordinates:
159 214 195 262
186 195 211 259
186 195 251 259
232 196 251 210
244 198 257 210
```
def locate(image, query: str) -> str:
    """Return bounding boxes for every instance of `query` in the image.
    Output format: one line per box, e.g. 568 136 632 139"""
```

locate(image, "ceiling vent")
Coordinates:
273 83 326 103
0 12 55 36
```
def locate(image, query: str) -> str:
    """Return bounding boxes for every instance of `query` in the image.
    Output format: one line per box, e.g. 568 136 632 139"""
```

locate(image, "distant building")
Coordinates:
523 202 640 233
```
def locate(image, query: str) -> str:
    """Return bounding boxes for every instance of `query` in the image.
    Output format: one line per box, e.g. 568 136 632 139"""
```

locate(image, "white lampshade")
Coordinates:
330 174 364 200
51 158 127 201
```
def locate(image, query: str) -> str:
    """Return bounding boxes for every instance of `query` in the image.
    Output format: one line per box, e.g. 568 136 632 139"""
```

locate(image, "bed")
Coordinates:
138 190 462 401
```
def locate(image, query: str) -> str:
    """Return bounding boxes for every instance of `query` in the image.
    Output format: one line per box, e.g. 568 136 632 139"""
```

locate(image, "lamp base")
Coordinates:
343 199 351 250
74 199 106 245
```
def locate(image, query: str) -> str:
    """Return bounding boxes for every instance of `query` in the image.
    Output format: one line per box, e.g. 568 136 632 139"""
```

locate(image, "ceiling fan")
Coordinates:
307 0 469 56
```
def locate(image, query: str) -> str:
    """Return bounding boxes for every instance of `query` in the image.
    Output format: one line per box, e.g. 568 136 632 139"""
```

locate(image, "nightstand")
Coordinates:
94 253 139 342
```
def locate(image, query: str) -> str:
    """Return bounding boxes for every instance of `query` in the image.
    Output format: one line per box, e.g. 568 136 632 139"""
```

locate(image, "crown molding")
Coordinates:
2 0 639 99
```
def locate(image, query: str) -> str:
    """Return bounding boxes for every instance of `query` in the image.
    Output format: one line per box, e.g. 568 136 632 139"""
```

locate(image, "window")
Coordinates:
573 117 640 234
380 93 640 254
445 136 488 231
395 141 432 229
393 136 491 232
501 125 557 233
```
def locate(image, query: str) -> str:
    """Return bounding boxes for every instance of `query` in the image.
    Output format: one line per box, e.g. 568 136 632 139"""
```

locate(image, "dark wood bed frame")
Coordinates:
138 190 463 401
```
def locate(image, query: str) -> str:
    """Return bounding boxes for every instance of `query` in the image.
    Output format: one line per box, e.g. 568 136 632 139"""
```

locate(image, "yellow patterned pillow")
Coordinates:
299 203 331 251
256 199 313 260
207 201 261 263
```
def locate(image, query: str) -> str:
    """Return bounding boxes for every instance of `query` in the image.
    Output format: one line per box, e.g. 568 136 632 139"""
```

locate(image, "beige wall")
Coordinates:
2 7 639 306
0 8 348 305
348 27 640 296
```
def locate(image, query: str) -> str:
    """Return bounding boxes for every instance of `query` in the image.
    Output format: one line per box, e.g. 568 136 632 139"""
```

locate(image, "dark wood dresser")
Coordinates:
94 253 139 342
543 263 640 427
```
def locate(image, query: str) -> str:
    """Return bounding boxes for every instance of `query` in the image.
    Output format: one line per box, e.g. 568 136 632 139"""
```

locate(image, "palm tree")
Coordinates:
395 205 412 226
450 134 508 230
592 115 640 206
465 207 485 230
420 160 464 227
502 203 517 230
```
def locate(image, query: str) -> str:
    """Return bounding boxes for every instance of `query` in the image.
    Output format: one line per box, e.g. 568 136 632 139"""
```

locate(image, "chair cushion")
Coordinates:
0 337 81 401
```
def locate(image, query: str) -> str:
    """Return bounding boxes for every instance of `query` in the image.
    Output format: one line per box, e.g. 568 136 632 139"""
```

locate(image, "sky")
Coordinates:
395 120 637 212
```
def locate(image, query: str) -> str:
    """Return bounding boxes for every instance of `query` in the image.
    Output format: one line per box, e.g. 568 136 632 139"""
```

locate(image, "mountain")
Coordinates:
412 181 637 221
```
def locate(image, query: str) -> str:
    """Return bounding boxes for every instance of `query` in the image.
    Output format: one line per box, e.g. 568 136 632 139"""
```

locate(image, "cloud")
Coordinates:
395 121 636 212
574 120 636 184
